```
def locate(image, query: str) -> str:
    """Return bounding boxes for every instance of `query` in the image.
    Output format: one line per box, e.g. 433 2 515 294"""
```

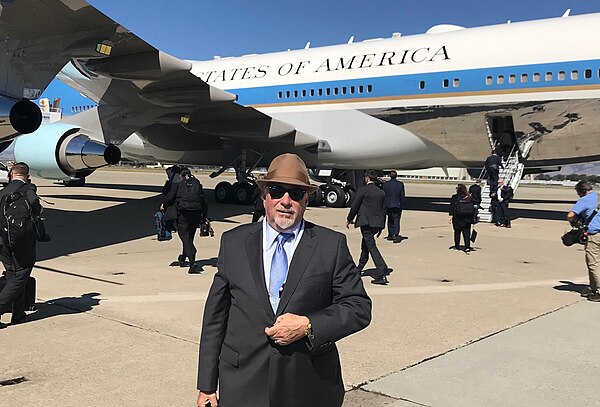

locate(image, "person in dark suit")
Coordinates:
346 170 390 285
196 153 371 407
0 162 41 325
161 167 207 273
484 149 503 190
469 179 482 222
449 183 474 254
498 180 514 228
383 170 405 242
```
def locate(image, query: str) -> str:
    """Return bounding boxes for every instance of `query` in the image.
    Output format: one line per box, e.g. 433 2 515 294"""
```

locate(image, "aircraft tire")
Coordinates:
215 181 234 203
309 186 324 207
233 182 254 205
324 185 345 208
344 187 356 207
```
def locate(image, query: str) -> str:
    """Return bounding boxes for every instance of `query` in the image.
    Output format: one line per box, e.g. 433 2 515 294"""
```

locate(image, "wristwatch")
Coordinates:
305 321 315 340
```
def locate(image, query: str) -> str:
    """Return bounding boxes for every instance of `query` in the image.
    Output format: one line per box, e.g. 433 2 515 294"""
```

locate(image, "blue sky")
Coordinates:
44 0 600 106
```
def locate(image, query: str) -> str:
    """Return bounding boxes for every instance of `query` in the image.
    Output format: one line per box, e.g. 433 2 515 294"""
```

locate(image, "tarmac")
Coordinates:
0 169 596 407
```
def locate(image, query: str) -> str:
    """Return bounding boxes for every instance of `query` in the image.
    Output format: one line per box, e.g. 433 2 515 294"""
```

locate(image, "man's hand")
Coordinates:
265 313 310 346
198 391 218 406
159 204 165 211
346 221 352 229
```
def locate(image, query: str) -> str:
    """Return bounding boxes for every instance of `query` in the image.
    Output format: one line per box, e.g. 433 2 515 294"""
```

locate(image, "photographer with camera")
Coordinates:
567 181 600 302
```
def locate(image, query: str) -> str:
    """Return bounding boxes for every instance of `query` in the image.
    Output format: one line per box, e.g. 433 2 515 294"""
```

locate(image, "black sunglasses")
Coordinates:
266 185 307 201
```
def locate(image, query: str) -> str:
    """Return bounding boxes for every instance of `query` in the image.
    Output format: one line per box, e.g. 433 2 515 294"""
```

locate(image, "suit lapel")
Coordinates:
276 222 317 315
245 224 275 319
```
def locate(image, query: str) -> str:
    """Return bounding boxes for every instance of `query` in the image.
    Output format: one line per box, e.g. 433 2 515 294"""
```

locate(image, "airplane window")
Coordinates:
367 85 373 92
453 78 459 87
294 90 298 98
585 69 592 79
302 90 306 97
286 91 290 98
310 89 315 97
350 86 355 94
318 89 323 96
443 79 449 88
509 74 516 84
358 85 364 93
558 71 565 80
333 88 339 95
545 72 553 81
419 81 425 90
533 73 540 82
485 76 492 85
521 73 528 83
342 87 347 95
571 70 579 80
326 88 331 96
497 75 504 85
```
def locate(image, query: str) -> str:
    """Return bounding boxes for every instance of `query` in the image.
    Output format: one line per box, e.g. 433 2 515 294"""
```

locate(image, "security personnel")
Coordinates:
383 170 405 242
0 162 41 325
346 170 390 285
162 167 207 274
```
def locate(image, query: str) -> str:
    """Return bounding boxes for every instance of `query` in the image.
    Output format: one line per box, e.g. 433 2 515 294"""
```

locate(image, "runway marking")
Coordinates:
94 279 582 303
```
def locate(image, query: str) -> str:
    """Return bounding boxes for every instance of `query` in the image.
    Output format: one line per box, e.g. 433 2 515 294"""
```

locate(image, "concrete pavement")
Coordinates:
0 170 593 406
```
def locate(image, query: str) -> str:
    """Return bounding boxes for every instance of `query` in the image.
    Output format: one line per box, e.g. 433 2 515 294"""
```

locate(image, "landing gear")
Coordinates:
214 181 256 205
215 181 233 203
233 182 255 205
324 185 345 208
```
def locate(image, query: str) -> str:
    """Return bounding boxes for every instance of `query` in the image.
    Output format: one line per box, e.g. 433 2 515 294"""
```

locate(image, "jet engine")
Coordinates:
0 96 43 140
9 123 121 180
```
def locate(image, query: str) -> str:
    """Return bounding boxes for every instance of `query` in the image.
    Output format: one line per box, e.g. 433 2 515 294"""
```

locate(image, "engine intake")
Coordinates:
0 96 43 139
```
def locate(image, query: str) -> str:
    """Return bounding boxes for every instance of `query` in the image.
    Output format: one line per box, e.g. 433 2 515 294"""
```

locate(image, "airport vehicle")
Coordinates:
1 2 599 206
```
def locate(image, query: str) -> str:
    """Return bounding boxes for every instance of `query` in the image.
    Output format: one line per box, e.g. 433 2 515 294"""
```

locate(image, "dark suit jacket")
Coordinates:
197 221 371 407
0 180 41 268
383 179 405 209
347 183 386 229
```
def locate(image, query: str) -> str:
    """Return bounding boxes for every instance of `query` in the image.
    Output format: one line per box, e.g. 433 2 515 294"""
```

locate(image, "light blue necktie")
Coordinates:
269 233 293 312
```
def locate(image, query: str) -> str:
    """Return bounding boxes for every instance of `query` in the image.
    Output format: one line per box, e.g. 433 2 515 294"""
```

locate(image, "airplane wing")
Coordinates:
0 0 318 150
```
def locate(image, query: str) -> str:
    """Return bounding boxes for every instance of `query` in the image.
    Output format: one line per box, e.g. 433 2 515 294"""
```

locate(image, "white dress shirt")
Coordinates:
262 218 305 290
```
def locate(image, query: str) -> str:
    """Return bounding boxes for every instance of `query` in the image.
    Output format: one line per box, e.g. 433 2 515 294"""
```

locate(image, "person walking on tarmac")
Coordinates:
161 167 207 274
449 184 475 254
0 162 41 325
346 170 390 285
383 170 405 242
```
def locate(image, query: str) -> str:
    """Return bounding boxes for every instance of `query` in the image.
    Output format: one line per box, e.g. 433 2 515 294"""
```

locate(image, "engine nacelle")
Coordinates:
11 123 121 180
0 96 43 140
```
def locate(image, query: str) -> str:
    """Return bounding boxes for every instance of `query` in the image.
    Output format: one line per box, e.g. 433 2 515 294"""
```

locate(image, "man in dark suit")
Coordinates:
382 170 405 242
196 153 371 407
0 162 41 325
346 170 390 285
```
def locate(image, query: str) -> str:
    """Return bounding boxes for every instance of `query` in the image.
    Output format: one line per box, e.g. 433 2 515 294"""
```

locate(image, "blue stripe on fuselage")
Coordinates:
226 59 600 106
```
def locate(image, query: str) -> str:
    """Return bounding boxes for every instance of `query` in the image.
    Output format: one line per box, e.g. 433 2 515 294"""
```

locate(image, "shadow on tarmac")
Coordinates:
19 292 101 324
37 188 252 261
403 197 566 221
553 280 589 296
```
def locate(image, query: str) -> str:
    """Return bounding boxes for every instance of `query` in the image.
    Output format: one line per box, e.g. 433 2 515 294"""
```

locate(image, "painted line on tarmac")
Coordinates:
366 279 583 294
95 279 583 303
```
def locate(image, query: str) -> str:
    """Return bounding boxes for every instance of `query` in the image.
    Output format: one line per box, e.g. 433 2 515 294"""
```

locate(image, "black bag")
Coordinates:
562 228 587 246
0 275 36 311
199 219 214 237
456 196 475 218
177 178 204 211
470 229 478 243
0 185 37 248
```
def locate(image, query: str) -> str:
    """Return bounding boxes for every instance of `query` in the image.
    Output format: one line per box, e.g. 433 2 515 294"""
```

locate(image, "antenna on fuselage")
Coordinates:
562 8 571 17
347 36 354 44
304 41 311 49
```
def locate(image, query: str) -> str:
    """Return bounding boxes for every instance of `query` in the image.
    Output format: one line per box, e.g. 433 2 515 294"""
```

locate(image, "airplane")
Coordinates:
1 1 600 208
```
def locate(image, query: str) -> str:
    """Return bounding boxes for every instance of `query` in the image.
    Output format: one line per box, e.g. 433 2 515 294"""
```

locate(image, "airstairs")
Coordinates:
477 123 534 223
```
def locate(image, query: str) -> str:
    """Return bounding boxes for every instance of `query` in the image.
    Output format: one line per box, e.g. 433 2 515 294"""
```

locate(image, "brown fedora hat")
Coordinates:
256 153 318 192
